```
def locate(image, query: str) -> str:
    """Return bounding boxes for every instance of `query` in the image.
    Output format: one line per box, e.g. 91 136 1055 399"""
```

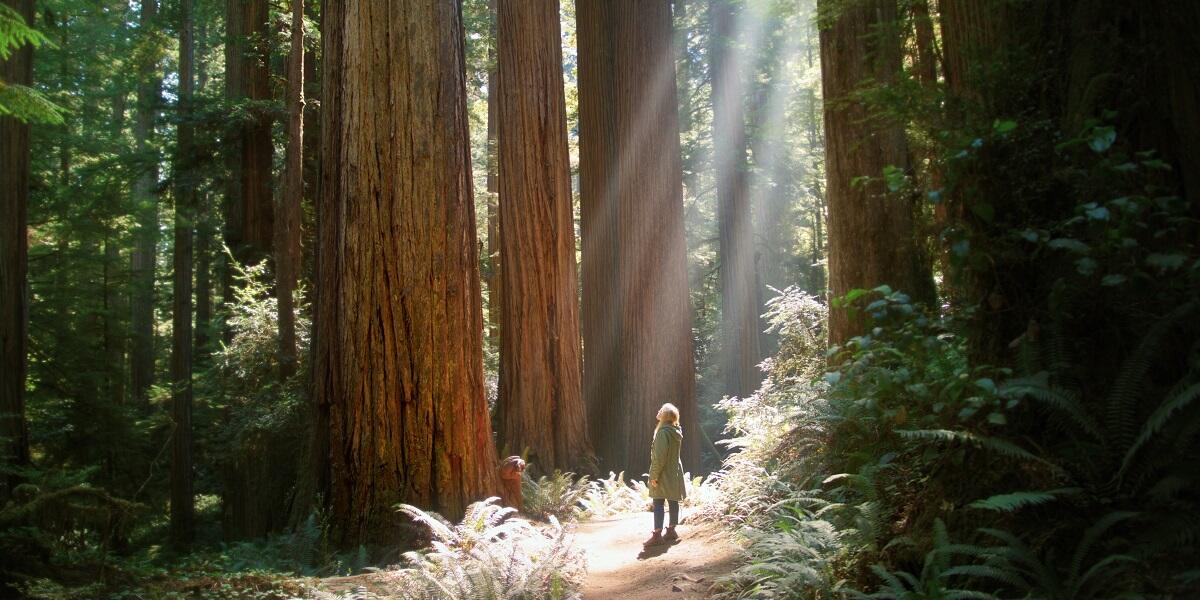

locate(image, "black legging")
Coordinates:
653 498 679 530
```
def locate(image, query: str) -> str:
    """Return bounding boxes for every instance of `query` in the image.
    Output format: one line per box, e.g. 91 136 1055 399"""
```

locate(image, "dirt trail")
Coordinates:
576 512 740 599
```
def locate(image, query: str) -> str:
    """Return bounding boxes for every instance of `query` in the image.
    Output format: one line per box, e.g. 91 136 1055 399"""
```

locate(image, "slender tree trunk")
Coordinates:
578 0 700 475
484 0 501 341
104 235 126 407
0 0 33 503
275 0 305 379
195 22 212 361
170 0 196 549
495 0 591 471
711 0 761 400
316 0 499 546
130 0 161 406
224 0 274 269
819 0 934 346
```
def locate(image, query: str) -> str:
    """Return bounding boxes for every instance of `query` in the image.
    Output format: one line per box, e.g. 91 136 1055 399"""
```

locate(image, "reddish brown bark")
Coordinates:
494 0 591 471
578 0 700 476
0 0 33 502
484 0 501 341
225 0 274 266
316 0 499 546
275 0 305 379
819 0 934 346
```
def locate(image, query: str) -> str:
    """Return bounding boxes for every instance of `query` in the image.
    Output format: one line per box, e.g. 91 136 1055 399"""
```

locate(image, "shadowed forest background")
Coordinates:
1 0 1199 598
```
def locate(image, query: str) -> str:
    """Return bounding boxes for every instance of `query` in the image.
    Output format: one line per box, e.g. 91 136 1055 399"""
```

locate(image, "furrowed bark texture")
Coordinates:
0 0 33 502
225 0 274 266
275 0 305 379
316 0 498 547
484 0 501 341
495 0 591 471
819 0 933 346
578 0 700 476
711 0 762 400
170 0 196 549
130 0 161 405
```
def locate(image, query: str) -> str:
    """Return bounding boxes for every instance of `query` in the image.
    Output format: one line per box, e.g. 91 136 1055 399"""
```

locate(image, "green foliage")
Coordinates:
521 471 590 522
311 499 585 600
0 4 65 124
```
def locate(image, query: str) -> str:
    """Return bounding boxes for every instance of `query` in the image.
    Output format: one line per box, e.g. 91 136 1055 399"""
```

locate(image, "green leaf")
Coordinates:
1048 238 1090 254
1101 274 1127 286
968 488 1081 512
992 119 1017 134
1146 253 1186 271
1075 257 1098 276
971 202 995 223
1084 204 1110 220
1088 126 1116 153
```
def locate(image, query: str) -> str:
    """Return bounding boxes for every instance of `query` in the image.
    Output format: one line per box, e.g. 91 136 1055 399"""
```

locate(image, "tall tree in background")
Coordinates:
0 0 34 502
819 0 933 346
224 0 273 270
484 0 500 341
170 0 196 549
579 0 700 475
711 0 762 400
274 0 304 379
494 0 590 471
130 0 161 405
316 0 498 546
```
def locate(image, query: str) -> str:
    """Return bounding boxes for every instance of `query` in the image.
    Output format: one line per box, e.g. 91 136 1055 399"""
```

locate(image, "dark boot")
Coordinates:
643 529 666 547
664 526 679 542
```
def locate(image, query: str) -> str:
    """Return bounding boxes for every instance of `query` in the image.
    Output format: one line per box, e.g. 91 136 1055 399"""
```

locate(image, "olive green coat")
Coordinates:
648 423 686 501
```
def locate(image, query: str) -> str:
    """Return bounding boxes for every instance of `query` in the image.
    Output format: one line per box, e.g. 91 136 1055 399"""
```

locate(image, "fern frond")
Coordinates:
898 429 1063 474
1118 382 1200 481
968 488 1081 512
1001 375 1101 440
1106 301 1198 459
1070 511 1137 585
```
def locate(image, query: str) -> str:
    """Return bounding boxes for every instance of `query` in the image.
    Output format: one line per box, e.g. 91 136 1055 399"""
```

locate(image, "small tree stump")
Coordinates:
499 456 526 511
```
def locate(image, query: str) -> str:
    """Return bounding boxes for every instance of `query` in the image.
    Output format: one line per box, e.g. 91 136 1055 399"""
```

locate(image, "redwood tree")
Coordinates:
578 0 700 475
274 0 304 379
170 0 196 549
316 0 498 545
711 0 762 400
819 0 934 346
130 0 161 405
0 0 33 502
494 0 590 471
224 0 274 267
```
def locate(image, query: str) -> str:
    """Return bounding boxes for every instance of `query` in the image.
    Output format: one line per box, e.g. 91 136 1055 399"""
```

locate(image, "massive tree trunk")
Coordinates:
577 0 623 475
275 0 305 379
170 0 196 549
316 0 498 546
711 0 762 400
494 0 591 471
819 0 934 346
224 0 274 268
130 0 161 406
578 0 700 475
0 0 33 503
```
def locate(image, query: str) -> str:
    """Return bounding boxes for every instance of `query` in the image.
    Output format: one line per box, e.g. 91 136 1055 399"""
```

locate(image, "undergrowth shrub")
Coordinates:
312 498 585 600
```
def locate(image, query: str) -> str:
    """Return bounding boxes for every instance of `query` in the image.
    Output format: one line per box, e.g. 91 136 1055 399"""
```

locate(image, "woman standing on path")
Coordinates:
644 403 687 547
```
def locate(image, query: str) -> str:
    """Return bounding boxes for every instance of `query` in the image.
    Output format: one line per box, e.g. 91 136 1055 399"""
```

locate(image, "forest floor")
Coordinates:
577 511 740 599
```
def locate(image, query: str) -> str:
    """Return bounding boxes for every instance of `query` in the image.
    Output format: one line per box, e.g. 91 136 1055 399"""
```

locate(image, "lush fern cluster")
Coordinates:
311 499 585 600
707 210 1200 599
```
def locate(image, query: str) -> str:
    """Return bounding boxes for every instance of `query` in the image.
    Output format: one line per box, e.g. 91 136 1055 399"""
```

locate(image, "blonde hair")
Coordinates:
657 403 680 424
